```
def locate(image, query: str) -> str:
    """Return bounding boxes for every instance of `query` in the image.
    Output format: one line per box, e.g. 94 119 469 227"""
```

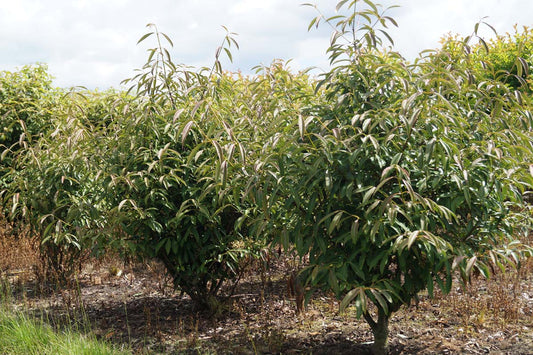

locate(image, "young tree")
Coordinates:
1 88 125 284
0 65 57 190
253 1 533 353
104 26 296 310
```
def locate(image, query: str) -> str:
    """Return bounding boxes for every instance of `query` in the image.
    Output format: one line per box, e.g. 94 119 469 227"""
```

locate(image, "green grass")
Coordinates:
0 306 131 355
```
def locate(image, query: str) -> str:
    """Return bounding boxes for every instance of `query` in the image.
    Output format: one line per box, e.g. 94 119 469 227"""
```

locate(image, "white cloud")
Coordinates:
292 36 331 73
388 0 531 59
0 0 531 89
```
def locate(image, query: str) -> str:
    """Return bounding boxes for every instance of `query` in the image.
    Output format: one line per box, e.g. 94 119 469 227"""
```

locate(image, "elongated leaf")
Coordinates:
220 160 228 188
407 231 419 249
157 142 171 160
298 114 306 139
173 108 185 122
118 199 136 211
137 32 154 44
383 15 398 27
226 143 235 161
517 57 529 76
362 186 376 204
213 140 224 162
340 288 359 313
350 219 359 243
336 0 349 11
369 289 388 314
328 269 340 295
452 255 466 270
307 16 319 31
181 121 194 146
328 211 344 235
378 29 394 46
162 32 174 47
238 142 246 163
224 47 233 62
465 256 477 278
11 193 19 215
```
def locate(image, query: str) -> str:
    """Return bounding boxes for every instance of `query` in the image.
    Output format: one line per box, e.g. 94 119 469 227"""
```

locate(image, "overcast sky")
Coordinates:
1 0 531 89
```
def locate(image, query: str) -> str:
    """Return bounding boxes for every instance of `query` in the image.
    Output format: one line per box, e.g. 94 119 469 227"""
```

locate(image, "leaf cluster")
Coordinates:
251 2 533 335
435 25 533 93
0 5 531 348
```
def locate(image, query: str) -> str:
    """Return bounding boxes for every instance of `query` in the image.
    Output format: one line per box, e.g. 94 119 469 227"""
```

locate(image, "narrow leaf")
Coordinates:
162 32 174 47
298 114 306 139
465 256 477 278
213 140 224 162
181 121 194 146
340 288 358 313
137 32 154 44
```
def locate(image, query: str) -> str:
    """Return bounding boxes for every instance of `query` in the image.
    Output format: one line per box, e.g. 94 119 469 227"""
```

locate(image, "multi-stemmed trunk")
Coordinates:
363 308 391 355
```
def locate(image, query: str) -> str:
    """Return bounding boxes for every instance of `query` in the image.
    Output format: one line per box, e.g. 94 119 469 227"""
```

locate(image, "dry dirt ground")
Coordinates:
1 230 533 354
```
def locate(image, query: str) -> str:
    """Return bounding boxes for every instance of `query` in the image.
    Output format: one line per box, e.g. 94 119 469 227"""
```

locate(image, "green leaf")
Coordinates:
362 186 376 204
350 219 359 244
223 47 233 63
328 210 344 235
390 153 402 165
161 32 174 47
407 231 419 250
220 160 228 188
298 114 306 139
328 269 340 295
181 121 194 146
213 140 224 162
307 16 319 31
383 15 398 28
369 289 388 314
336 0 349 12
325 170 332 190
137 32 154 44
340 288 358 313
465 256 477 278
427 274 434 297
378 29 394 46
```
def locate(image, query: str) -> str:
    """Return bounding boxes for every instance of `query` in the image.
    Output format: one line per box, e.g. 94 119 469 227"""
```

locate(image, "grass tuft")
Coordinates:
0 309 131 355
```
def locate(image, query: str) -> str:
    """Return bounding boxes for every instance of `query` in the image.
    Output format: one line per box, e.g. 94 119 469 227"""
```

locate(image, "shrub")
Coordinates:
252 2 533 354
1 88 127 284
0 64 57 190
437 26 533 92
104 26 267 310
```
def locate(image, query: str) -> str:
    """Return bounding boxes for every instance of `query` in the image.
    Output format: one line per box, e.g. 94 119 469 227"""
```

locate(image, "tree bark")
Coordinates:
363 308 390 355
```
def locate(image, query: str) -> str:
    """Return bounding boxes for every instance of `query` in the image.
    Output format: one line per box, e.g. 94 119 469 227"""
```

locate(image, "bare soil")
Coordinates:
1 228 533 354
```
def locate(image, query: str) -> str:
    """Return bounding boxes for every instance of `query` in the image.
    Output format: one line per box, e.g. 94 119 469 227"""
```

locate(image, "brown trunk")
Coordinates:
363 308 390 355
287 271 305 313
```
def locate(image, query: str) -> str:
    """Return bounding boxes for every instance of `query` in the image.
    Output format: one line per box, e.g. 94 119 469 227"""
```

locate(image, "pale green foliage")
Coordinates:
436 25 533 92
2 88 130 282
0 65 58 191
101 26 315 309
303 0 398 65
0 64 55 150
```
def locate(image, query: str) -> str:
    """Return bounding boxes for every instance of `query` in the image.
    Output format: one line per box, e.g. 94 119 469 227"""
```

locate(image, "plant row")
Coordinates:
1 2 533 353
